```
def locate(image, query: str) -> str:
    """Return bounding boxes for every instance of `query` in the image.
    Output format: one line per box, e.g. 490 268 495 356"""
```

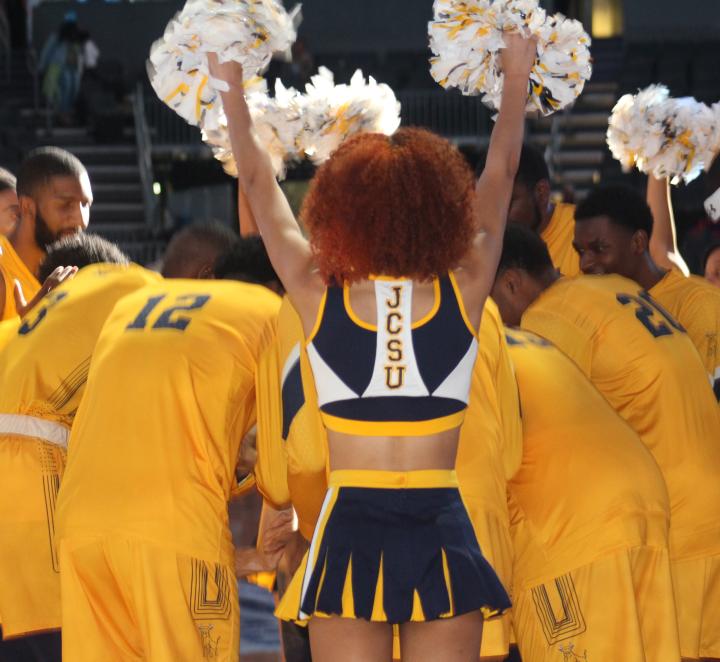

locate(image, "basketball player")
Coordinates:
506 145 580 277
573 184 720 397
492 225 720 662
0 168 19 236
55 272 281 661
505 327 679 661
1 147 92 320
0 234 144 660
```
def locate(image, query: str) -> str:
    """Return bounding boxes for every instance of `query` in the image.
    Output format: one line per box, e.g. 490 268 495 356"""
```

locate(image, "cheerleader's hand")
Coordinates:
207 52 244 92
500 32 538 79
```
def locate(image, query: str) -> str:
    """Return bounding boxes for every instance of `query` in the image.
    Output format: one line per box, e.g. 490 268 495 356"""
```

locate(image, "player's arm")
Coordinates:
208 53 323 319
14 266 77 317
647 175 690 276
456 35 537 318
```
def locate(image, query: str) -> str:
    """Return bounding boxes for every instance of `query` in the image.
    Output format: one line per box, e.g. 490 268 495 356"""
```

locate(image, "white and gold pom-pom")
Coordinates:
429 0 592 117
429 0 504 97
202 77 306 180
299 67 402 165
148 0 300 131
607 85 718 184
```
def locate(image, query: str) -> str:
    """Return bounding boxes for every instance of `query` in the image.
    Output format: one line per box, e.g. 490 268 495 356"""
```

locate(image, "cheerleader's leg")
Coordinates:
399 609 484 662
309 616 393 662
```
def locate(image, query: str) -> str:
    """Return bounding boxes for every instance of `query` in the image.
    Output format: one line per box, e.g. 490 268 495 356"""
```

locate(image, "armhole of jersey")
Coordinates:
448 271 479 337
343 284 376 331
305 289 329 345
411 277 441 328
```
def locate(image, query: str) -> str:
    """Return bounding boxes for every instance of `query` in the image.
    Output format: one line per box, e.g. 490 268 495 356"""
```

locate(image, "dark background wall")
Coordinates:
32 0 720 82
623 0 720 41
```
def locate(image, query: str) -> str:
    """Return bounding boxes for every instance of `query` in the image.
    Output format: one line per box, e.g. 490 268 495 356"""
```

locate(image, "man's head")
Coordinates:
573 184 652 280
38 233 129 282
0 168 19 236
703 241 720 288
213 236 283 293
161 222 237 278
491 225 557 326
507 144 551 231
17 147 92 251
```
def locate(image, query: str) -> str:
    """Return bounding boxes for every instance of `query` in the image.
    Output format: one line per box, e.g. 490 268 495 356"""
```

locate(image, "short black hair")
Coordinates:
575 184 652 237
496 224 555 279
0 167 16 193
17 147 87 198
214 236 279 285
702 240 720 273
161 222 238 278
515 144 550 190
38 233 129 282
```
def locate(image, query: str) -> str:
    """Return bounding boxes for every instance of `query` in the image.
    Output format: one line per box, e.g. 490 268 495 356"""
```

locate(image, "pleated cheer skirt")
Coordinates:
276 469 511 625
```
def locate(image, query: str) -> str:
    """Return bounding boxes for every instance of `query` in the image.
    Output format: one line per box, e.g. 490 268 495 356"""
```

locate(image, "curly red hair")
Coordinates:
301 127 476 283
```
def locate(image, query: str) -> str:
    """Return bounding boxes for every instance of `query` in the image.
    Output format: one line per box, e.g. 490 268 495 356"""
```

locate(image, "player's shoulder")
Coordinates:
682 273 720 302
525 275 635 340
533 274 634 311
66 262 160 290
504 326 553 348
553 202 576 222
482 298 503 329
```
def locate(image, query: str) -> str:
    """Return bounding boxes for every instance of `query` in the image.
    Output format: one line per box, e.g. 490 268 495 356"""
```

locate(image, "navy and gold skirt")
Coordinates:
275 470 511 624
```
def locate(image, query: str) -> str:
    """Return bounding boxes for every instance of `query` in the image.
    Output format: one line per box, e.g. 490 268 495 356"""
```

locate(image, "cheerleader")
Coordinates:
209 33 536 662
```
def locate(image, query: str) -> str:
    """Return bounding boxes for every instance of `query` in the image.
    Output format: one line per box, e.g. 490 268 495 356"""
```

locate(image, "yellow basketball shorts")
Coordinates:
513 545 681 662
277 470 511 625
672 553 720 659
0 437 65 637
59 536 239 662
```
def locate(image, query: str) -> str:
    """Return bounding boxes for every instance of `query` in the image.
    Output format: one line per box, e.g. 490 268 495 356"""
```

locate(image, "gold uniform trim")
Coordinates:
341 278 442 331
320 410 466 436
448 271 478 336
305 290 328 344
328 469 459 489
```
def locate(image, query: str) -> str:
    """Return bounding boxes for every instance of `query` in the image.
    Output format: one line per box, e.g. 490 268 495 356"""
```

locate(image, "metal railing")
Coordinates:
0 7 11 84
398 90 492 140
132 82 160 231
142 86 493 147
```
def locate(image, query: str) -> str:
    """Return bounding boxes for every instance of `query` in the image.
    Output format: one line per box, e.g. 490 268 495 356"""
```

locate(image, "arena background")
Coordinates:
1 1 720 659
2 0 720 272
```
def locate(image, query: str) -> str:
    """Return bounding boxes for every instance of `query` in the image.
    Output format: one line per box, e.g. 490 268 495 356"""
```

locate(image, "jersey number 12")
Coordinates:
126 294 211 332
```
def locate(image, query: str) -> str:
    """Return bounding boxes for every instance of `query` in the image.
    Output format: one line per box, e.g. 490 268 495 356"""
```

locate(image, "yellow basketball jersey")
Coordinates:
256 297 329 541
522 274 720 560
255 298 328 540
0 263 160 637
504 327 670 589
457 300 522 588
456 299 522 657
0 317 19 351
540 203 579 277
0 235 40 320
0 263 160 424
649 267 720 391
55 279 281 567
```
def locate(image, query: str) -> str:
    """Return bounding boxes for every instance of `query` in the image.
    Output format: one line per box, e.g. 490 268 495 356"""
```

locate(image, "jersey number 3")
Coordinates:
126 294 211 332
616 292 684 338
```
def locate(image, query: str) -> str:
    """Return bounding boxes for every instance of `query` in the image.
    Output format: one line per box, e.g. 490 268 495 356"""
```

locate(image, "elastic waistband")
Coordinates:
0 413 69 449
329 469 458 489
